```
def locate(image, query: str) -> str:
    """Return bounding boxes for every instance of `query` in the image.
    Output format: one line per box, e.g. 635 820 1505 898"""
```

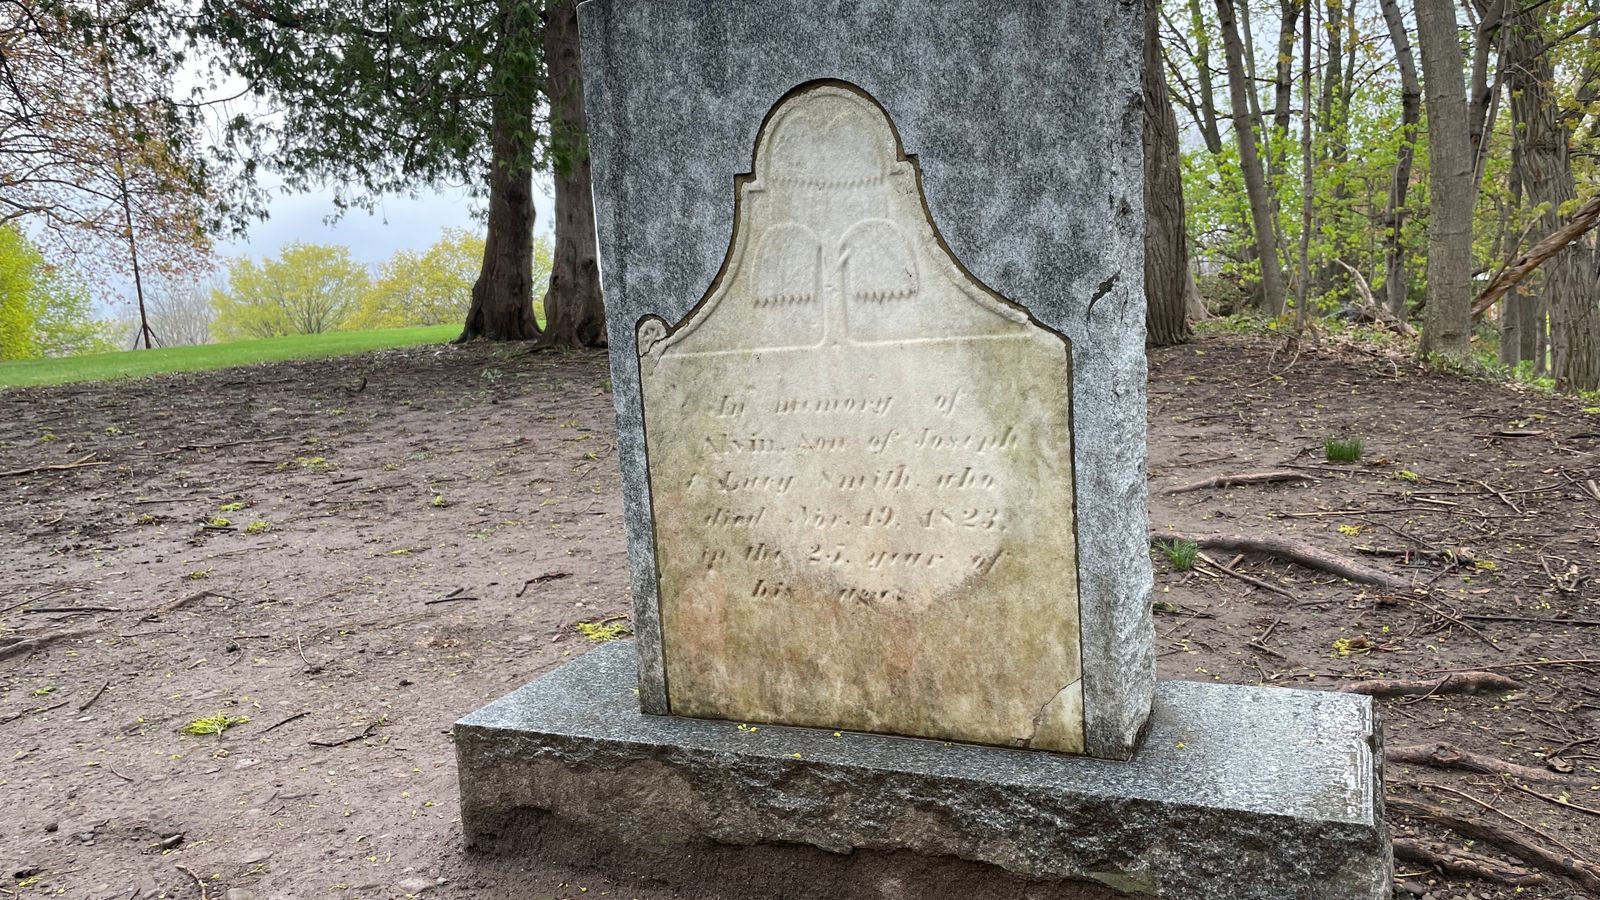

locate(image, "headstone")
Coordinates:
587 2 1157 764
455 2 1391 897
638 82 1086 753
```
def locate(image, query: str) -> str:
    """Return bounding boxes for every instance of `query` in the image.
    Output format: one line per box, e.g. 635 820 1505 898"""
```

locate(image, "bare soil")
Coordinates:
0 333 1596 900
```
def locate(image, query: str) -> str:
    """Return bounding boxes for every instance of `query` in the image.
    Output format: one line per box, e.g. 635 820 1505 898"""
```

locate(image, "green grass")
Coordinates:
0 324 458 389
1324 436 1365 463
1156 538 1199 571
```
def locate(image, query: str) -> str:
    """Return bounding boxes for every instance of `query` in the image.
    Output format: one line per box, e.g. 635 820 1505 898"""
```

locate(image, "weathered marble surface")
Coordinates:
579 0 1154 759
456 643 1394 900
640 84 1082 752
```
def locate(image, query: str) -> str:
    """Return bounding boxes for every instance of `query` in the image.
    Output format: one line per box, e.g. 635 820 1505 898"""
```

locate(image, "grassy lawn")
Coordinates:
0 324 459 389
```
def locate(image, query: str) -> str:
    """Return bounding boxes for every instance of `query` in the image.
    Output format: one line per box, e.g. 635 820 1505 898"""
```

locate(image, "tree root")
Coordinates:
1388 795 1600 893
1393 838 1543 886
1387 742 1584 785
1339 671 1519 698
0 628 98 663
1149 531 1409 589
1166 470 1316 494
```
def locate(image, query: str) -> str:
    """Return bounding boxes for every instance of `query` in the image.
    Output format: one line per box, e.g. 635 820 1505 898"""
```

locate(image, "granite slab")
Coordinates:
456 643 1392 899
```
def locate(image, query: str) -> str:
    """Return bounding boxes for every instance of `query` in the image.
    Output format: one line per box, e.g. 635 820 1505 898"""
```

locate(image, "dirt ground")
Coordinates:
1 333 1597 900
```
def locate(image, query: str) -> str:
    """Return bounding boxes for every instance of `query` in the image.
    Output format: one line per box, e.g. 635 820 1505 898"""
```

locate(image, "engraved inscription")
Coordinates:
640 83 1083 753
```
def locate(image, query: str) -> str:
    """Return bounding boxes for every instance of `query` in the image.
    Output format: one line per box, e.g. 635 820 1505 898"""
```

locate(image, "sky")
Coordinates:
216 178 557 267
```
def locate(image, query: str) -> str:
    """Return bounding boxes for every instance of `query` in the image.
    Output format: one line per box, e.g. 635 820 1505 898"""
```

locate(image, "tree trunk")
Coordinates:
539 0 606 349
1144 0 1192 347
1296 0 1314 328
1186 0 1226 155
1215 0 1287 316
1505 4 1600 390
1379 0 1421 319
1414 0 1476 360
458 0 538 343
1267 0 1298 275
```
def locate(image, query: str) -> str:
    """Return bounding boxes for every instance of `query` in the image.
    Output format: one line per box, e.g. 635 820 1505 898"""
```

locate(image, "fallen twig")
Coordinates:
424 594 480 606
1392 838 1542 886
1150 531 1408 589
1515 784 1600 818
309 721 380 748
0 699 71 723
1167 470 1316 495
1387 742 1585 785
0 628 98 663
153 591 231 618
175 862 210 900
1387 795 1600 892
1195 552 1298 599
78 679 110 713
1339 671 1518 699
262 711 310 733
22 605 121 615
516 571 573 598
0 453 109 478
1459 613 1600 627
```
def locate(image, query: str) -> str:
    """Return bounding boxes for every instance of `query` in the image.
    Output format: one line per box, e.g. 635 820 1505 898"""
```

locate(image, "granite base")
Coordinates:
455 642 1391 899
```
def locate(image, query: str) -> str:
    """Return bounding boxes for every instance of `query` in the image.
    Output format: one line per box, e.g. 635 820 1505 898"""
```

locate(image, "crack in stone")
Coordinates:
1021 678 1081 748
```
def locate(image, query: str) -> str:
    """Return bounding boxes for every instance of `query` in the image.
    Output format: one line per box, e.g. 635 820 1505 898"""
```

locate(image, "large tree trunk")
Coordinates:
539 0 606 349
1295 0 1313 328
1215 0 1286 316
1505 3 1600 390
1186 0 1226 155
458 0 539 343
1379 0 1421 319
1144 0 1192 347
1414 0 1476 360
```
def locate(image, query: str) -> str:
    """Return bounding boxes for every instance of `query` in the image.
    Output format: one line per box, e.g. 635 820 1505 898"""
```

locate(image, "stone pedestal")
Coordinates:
456 643 1392 899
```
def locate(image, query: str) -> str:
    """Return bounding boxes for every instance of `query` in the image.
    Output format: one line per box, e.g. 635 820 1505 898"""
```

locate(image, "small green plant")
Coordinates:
105 425 124 436
575 618 633 642
295 456 333 471
137 513 161 526
1156 539 1199 571
180 713 249 736
186 569 210 580
1324 436 1364 463
1395 469 1420 482
430 494 448 508
219 501 246 513
244 520 272 535
39 431 58 442
205 516 232 528
32 686 55 696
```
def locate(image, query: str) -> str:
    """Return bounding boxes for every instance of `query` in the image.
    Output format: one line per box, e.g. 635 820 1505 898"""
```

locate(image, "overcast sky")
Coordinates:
215 178 556 267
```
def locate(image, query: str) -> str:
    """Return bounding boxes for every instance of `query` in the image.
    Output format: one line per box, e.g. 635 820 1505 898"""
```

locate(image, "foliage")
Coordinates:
180 712 249 736
211 243 370 340
347 230 552 330
0 226 117 360
191 0 540 208
0 324 455 389
0 0 233 290
1158 0 1600 384
1156 538 1198 571
575 617 632 642
1324 437 1365 463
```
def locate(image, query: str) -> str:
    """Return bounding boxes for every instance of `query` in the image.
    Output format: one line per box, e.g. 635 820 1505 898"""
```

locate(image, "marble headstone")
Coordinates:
583 1 1156 760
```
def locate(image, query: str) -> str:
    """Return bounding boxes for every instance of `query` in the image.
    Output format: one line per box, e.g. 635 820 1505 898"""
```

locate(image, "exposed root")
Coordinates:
1387 742 1586 785
1392 838 1543 886
1166 470 1316 494
1149 531 1409 589
1339 671 1519 699
1388 795 1600 892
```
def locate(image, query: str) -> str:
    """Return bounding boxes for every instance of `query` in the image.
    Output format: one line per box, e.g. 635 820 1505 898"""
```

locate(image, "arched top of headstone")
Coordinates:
639 82 1058 363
